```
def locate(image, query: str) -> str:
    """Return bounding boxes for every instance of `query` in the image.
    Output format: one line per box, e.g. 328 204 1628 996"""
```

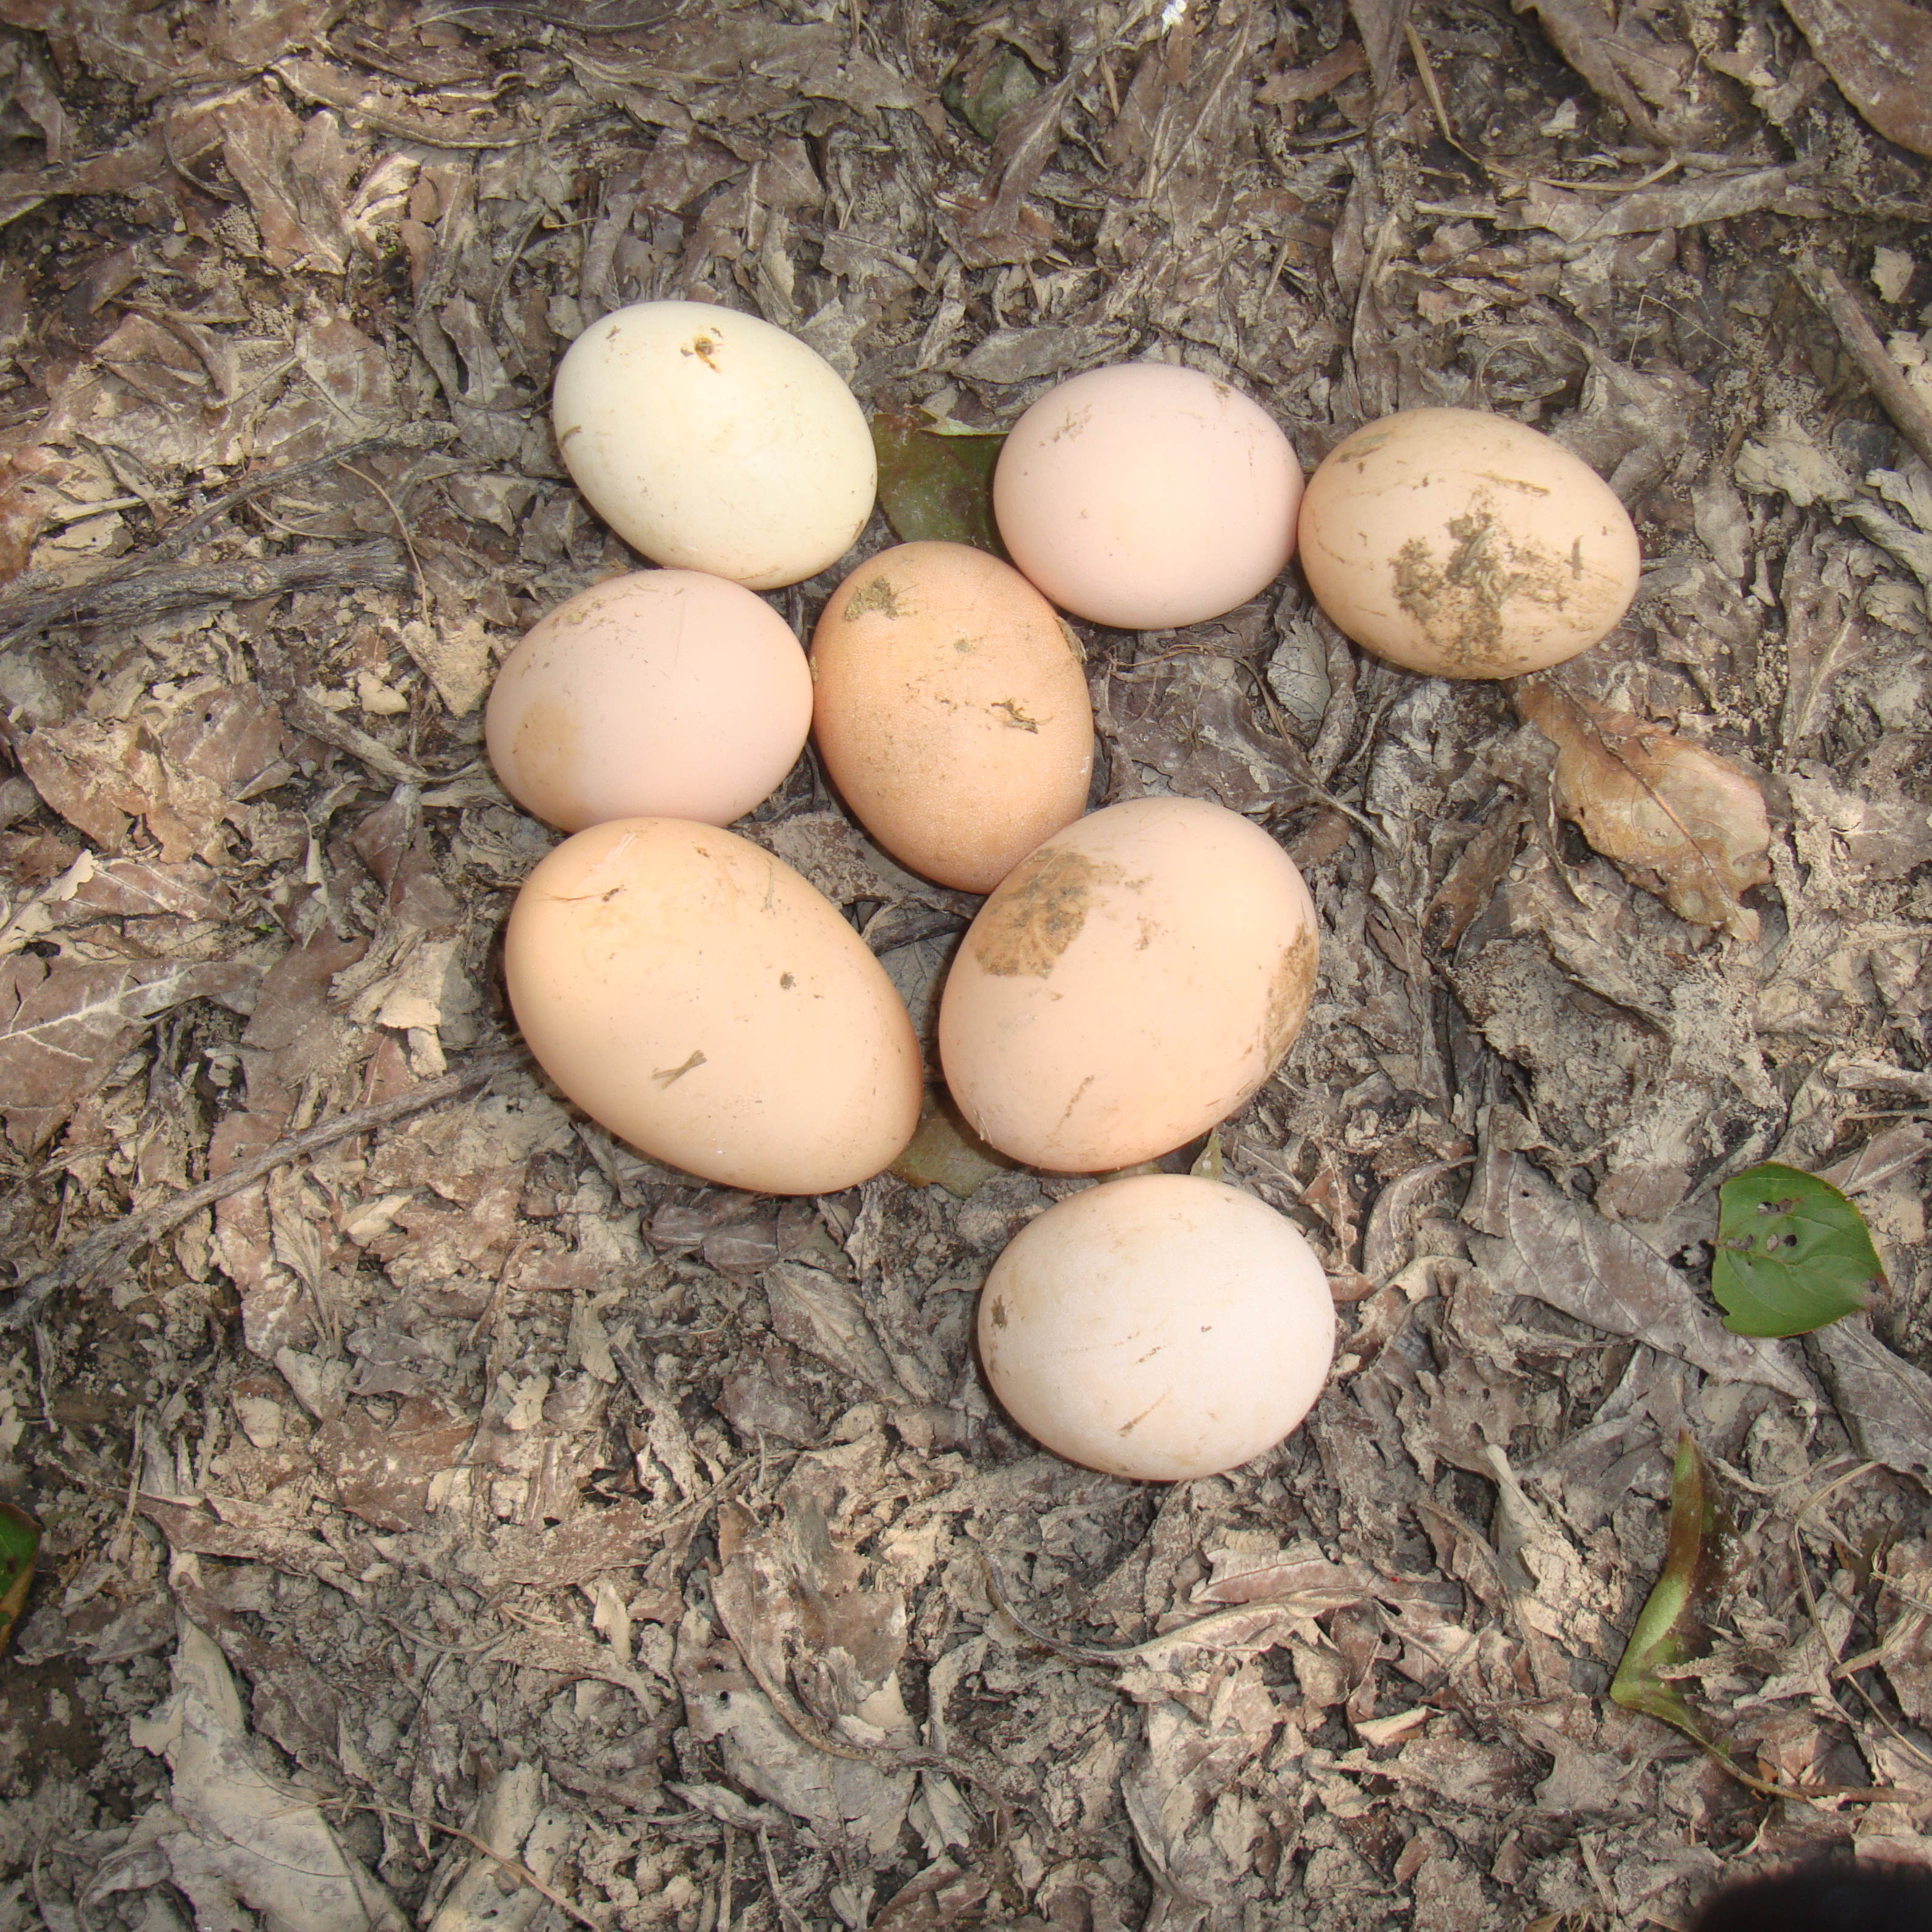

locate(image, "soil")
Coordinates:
3 1 1932 1928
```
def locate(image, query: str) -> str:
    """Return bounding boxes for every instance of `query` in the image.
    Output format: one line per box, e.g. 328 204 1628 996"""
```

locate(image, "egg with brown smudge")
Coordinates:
1297 407 1641 678
937 796 1318 1173
978 1173 1336 1481
486 570 812 834
505 818 922 1194
810 541 1094 893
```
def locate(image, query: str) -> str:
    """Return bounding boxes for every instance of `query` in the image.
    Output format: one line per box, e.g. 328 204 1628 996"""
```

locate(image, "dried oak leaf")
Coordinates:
1780 0 1932 156
0 955 255 1149
1515 679 1770 937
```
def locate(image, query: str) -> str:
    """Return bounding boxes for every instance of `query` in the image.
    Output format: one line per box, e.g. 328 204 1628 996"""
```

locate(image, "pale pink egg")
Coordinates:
992 363 1304 630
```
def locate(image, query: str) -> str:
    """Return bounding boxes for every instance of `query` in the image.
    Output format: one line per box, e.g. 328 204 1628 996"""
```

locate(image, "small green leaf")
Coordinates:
870 412 1007 556
1711 1161 1885 1337
0 1501 39 1655
940 47 1042 140
1611 1433 1721 1736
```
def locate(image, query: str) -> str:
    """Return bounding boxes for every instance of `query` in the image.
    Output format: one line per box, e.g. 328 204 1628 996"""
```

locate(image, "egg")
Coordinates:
553 300 876 590
1297 407 1642 678
810 541 1094 893
504 818 921 1194
485 570 812 833
978 1173 1336 1480
992 362 1304 630
938 796 1318 1172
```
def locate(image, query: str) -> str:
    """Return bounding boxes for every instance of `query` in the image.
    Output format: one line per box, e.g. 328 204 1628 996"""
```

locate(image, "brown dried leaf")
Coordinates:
317 1399 472 1532
0 955 255 1149
65 857 233 922
765 1262 912 1403
1487 1157 1810 1398
1781 0 1932 156
1806 1315 1932 1489
1514 681 1771 938
1103 655 1314 812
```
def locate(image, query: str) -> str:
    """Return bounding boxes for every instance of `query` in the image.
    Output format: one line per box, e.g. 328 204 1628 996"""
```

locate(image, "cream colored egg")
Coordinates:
553 300 876 591
811 541 1094 893
486 570 812 833
978 1174 1336 1480
937 797 1318 1172
1297 407 1642 677
992 363 1304 630
504 818 921 1194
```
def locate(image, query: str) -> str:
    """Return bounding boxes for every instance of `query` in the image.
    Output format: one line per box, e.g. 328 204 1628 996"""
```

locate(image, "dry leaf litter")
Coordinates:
1 0 1931 1927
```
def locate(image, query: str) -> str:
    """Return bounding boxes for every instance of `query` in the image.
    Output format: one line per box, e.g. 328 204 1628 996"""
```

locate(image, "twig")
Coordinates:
757 1826 809 1932
1794 259 1932 475
1 1045 526 1331
348 1798 604 1931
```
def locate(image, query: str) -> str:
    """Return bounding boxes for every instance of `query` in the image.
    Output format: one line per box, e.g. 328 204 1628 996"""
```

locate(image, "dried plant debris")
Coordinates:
4 0 1932 1926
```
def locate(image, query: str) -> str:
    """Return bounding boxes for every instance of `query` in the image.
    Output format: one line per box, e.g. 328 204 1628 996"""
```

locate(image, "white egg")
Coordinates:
978 1174 1336 1480
553 300 876 591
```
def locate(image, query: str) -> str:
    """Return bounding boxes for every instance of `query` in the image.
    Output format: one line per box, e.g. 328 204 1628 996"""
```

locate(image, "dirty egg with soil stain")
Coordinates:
938 795 1318 1172
1297 406 1642 678
977 1173 1336 1481
504 817 921 1193
809 539 1093 892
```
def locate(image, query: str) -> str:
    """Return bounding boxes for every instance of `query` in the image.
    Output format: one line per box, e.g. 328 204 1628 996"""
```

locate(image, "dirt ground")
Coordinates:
3 0 1932 1926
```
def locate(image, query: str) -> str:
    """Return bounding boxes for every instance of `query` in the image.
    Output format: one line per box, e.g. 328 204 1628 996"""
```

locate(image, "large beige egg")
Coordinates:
938 797 1318 1172
992 363 1304 630
504 818 921 1194
553 301 876 590
1297 407 1641 677
810 542 1094 893
978 1174 1336 1480
486 571 812 833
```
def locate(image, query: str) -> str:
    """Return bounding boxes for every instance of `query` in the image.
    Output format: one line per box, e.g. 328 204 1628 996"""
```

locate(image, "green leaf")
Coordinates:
940 47 1042 141
870 412 1007 556
1711 1162 1885 1337
0 1501 38 1655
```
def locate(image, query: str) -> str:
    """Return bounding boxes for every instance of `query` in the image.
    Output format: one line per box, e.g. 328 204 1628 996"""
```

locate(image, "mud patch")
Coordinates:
1263 922 1319 1065
972 845 1122 978
845 576 903 620
1389 498 1570 670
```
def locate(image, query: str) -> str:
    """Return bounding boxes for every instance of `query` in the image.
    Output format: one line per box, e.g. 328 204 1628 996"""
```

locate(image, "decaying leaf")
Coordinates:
1515 679 1772 937
1486 1157 1810 1398
892 1087 1021 1198
1806 1315 1932 1490
871 412 1005 553
1780 0 1932 157
1610 1435 1742 1761
0 955 256 1149
1712 1162 1886 1337
0 1501 37 1653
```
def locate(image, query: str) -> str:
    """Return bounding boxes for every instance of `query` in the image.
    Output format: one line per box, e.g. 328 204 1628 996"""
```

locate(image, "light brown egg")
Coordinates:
504 818 921 1194
992 362 1304 631
978 1174 1336 1480
485 570 812 833
937 796 1318 1173
810 542 1094 893
1297 407 1642 678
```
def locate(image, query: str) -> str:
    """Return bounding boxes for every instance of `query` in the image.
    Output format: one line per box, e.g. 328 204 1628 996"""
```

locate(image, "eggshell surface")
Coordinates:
978 1174 1336 1480
504 818 921 1194
553 300 876 590
811 542 1094 892
1297 407 1641 677
486 570 812 833
938 796 1318 1172
992 363 1303 630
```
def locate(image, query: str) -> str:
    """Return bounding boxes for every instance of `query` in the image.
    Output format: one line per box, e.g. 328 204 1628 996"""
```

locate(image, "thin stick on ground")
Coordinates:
1 1044 527 1331
349 1797 604 1931
1794 258 1932 474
